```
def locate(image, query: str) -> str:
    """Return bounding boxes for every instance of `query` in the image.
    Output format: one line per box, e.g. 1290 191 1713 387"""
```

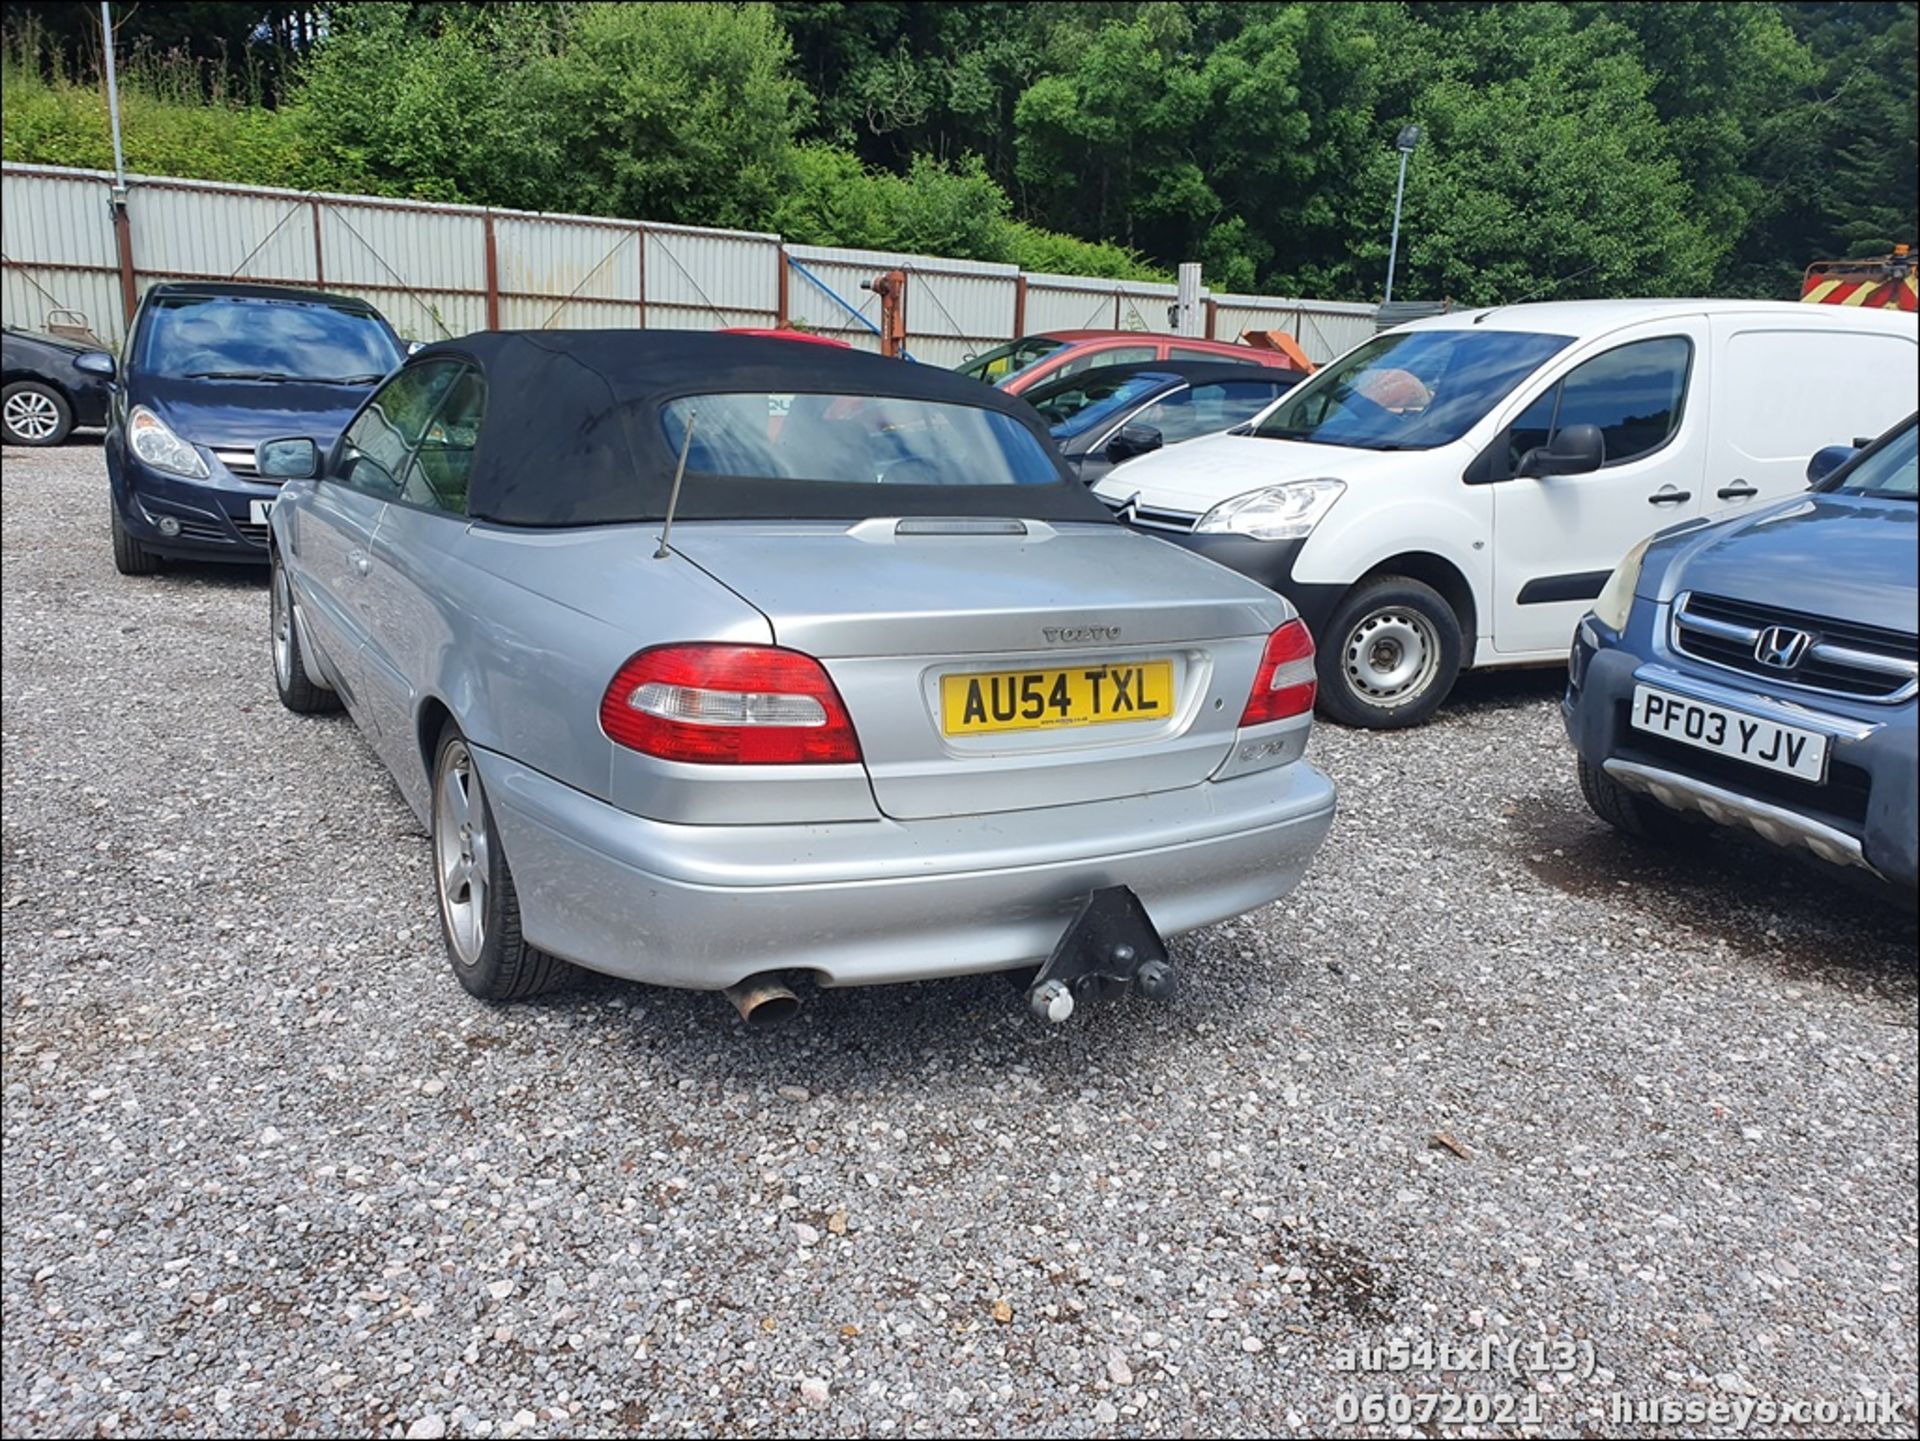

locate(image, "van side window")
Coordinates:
1511 337 1692 472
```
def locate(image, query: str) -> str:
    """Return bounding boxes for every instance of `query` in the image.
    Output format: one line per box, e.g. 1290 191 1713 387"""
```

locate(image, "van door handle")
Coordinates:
348 548 371 576
1647 487 1690 505
1716 482 1758 501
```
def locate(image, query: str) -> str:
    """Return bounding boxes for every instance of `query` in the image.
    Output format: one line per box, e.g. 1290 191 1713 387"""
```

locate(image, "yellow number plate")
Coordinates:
940 660 1175 736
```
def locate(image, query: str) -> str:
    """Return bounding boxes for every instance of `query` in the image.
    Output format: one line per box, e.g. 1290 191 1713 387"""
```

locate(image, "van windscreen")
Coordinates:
1252 329 1571 451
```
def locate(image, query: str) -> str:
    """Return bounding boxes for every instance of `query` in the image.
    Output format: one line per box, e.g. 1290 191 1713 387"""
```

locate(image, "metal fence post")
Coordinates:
311 200 325 287
112 194 137 323
776 245 789 326
482 211 500 330
1013 274 1027 337
636 224 647 330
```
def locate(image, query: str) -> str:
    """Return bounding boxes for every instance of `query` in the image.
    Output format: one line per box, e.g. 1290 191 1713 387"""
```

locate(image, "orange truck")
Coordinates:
1800 244 1916 311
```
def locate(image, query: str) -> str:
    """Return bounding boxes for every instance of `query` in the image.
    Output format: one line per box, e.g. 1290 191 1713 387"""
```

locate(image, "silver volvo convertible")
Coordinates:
260 332 1335 1022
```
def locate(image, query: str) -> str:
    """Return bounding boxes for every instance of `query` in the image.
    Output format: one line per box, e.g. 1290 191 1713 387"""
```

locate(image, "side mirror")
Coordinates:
1106 423 1164 464
73 351 116 378
1518 422 1604 478
1806 444 1857 486
406 340 426 356
256 436 320 480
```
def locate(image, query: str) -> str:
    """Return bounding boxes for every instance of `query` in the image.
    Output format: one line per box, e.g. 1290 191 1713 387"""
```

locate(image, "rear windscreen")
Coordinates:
661 393 1062 488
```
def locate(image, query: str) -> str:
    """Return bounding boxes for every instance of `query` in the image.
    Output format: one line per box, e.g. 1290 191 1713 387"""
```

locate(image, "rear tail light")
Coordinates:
600 644 861 764
1240 619 1316 725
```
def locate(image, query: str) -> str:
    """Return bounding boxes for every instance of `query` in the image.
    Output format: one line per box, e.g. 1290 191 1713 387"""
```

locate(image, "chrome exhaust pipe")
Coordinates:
725 975 801 1027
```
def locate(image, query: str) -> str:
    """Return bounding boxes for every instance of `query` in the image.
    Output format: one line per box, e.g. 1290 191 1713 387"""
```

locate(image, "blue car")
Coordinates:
91 282 406 574
1564 414 1918 897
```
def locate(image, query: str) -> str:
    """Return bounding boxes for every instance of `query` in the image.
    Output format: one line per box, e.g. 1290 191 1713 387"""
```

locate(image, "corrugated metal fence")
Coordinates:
1 163 1376 365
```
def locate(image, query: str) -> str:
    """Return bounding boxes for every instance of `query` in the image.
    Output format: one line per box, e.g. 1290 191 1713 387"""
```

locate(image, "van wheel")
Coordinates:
1316 576 1463 729
431 721 573 1003
1578 756 1694 844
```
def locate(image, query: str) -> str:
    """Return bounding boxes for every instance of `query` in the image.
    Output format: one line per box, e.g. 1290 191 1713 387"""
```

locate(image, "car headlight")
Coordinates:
1591 535 1653 632
128 405 209 479
1192 479 1345 541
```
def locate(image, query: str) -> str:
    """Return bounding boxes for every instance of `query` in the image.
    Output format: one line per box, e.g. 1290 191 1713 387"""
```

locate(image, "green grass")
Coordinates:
2 33 303 186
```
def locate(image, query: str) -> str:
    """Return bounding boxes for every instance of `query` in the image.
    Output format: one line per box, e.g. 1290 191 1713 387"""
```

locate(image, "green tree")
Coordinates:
291 2 808 226
531 2 809 228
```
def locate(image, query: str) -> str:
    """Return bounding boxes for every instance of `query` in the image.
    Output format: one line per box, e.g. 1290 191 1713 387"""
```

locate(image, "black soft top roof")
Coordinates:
406 329 1111 527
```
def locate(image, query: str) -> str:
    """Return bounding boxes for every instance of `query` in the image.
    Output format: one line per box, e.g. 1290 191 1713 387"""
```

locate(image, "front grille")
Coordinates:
1100 496 1199 533
1671 592 1917 702
212 446 260 479
1615 701 1872 832
233 520 269 548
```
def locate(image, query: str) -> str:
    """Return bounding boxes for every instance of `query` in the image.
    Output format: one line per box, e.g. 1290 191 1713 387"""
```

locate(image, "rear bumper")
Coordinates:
475 748 1338 990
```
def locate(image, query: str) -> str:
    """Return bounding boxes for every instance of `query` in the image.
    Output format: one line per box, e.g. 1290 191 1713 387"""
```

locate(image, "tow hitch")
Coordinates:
1026 886 1175 1023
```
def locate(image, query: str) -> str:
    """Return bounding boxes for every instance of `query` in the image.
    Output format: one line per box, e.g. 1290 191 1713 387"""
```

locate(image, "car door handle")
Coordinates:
1647 487 1691 505
1716 482 1758 501
348 548 371 576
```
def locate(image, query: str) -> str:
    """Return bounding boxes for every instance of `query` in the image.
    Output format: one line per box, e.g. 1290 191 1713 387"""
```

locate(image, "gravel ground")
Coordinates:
3 438 1916 1440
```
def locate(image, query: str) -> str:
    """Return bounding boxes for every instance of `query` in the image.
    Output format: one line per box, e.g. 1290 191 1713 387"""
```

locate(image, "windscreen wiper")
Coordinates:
183 370 302 382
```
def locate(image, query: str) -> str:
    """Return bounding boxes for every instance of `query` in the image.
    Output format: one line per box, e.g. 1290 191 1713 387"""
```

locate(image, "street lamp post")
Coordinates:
1383 123 1421 306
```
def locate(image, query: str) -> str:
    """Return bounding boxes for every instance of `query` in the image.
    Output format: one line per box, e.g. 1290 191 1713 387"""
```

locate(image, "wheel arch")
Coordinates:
1353 551 1479 661
416 695 455 789
2 369 73 401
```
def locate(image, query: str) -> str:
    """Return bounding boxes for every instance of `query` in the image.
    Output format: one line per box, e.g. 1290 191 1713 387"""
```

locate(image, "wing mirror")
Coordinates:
1518 423 1605 478
255 436 320 480
73 351 116 378
1805 444 1857 486
1106 423 1164 464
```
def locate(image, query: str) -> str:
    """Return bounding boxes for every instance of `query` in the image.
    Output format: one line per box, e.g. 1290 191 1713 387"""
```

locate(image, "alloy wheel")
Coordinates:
434 740 490 966
3 390 60 442
271 564 294 691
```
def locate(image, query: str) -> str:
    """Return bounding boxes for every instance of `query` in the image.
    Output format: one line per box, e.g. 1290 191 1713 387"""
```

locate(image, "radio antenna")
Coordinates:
653 408 697 560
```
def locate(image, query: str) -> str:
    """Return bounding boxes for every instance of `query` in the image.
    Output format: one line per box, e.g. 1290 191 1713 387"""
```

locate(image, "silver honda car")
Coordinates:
260 331 1335 1022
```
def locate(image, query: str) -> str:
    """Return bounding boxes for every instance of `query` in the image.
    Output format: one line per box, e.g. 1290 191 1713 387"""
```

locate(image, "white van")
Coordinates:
1091 299 1918 727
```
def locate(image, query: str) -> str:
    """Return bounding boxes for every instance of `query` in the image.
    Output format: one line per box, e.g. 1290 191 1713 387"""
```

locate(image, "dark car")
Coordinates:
1022 361 1305 485
2 326 113 446
93 282 406 574
1563 413 1918 898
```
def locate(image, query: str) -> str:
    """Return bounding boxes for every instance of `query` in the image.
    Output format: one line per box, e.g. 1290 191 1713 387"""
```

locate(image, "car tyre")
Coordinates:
1577 756 1695 844
109 503 160 576
2 380 73 446
270 552 341 714
431 720 572 1003
1316 576 1463 729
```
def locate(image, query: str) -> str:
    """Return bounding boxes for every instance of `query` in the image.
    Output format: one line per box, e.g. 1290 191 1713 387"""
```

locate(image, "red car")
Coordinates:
957 330 1299 395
